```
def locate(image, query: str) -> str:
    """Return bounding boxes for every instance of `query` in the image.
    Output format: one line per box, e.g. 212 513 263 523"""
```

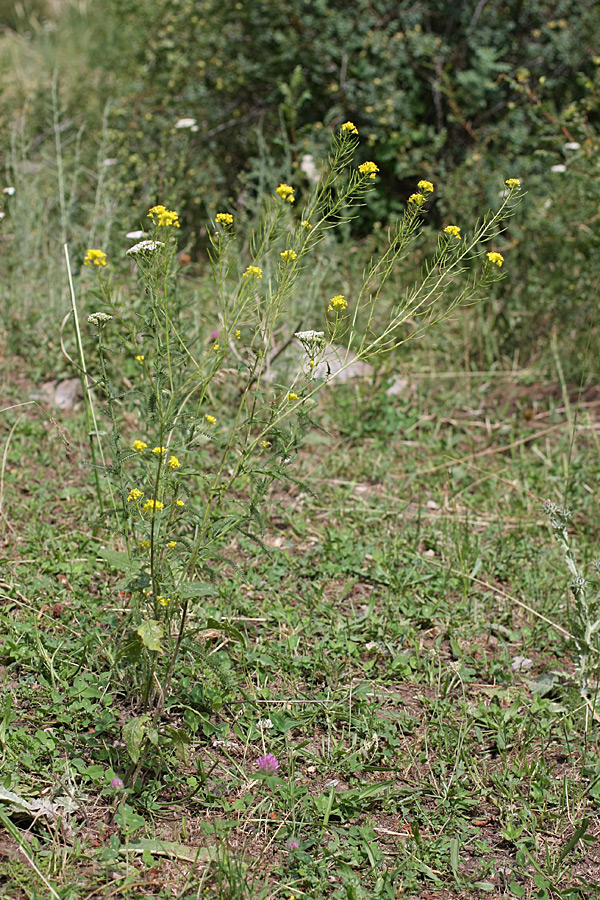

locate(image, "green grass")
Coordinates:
2 353 600 899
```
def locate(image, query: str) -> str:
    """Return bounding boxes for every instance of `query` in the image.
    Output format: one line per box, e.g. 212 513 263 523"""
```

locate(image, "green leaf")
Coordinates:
206 616 246 645
98 549 139 572
178 582 217 598
119 838 212 862
558 818 590 863
123 716 149 764
165 726 191 763
137 620 163 652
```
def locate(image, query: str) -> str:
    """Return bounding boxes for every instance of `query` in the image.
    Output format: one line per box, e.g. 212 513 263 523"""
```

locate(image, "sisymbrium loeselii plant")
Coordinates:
74 124 522 775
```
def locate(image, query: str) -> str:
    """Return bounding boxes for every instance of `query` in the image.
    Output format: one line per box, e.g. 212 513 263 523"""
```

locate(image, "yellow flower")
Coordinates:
83 249 107 267
176 499 186 507
276 183 295 202
301 220 312 230
132 440 148 452
287 392 299 401
157 595 172 607
127 488 144 502
486 251 504 267
505 178 521 190
235 329 241 339
243 265 263 279
205 414 216 425
443 225 461 239
358 161 379 179
408 193 425 206
167 541 177 549
140 540 151 548
168 455 181 469
135 354 145 363
147 205 180 227
327 294 348 312
216 212 234 226
152 446 167 455
341 121 359 135
417 180 434 193
143 498 165 513
280 250 297 262
213 342 220 351
261 440 272 449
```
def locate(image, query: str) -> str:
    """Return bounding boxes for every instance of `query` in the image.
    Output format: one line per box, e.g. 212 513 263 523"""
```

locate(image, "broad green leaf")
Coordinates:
137 619 163 652
123 716 149 764
98 549 139 572
165 726 191 763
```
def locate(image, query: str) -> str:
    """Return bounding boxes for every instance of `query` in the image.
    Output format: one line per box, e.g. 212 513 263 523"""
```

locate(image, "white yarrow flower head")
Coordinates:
87 312 113 328
295 330 326 363
175 118 196 129
0 212 5 220
3 186 15 196
564 141 581 151
551 164 567 173
126 240 165 256
126 230 146 239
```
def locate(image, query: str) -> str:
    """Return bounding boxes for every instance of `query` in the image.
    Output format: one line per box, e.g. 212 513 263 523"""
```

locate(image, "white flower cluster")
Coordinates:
87 312 113 327
126 240 165 256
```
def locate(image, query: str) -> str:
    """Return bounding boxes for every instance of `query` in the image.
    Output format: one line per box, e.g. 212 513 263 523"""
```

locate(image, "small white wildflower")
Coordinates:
551 164 567 173
257 718 274 729
564 142 580 151
3 187 15 196
87 312 113 327
175 118 197 129
126 230 146 239
126 240 165 256
295 330 325 342
0 212 5 220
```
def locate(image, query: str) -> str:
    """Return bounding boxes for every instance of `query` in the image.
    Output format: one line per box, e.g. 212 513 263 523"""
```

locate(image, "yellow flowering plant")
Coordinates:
74 127 522 772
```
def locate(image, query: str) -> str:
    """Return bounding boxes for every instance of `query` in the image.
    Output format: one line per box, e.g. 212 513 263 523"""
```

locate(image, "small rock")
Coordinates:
511 656 533 672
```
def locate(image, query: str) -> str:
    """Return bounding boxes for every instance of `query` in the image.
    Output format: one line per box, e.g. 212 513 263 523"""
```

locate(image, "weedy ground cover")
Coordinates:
2 4 600 900
2 320 600 898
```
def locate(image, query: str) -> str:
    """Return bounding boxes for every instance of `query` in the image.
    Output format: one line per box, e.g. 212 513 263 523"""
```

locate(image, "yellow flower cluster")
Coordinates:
168 455 181 469
205 414 216 425
84 249 107 267
213 342 220 351
341 121 359 135
287 392 299 401
127 488 144 502
140 540 151 549
235 329 241 339
328 294 348 312
176 499 185 507
167 541 177 549
152 446 166 455
505 178 521 190
486 251 504 267
408 193 426 206
276 183 295 203
301 220 312 230
358 161 379 179
147 205 180 227
261 440 272 449
135 354 145 363
243 265 263 279
280 250 297 262
143 498 164 513
216 212 234 226
132 440 147 452
444 225 461 239
157 595 172 607
418 180 434 193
